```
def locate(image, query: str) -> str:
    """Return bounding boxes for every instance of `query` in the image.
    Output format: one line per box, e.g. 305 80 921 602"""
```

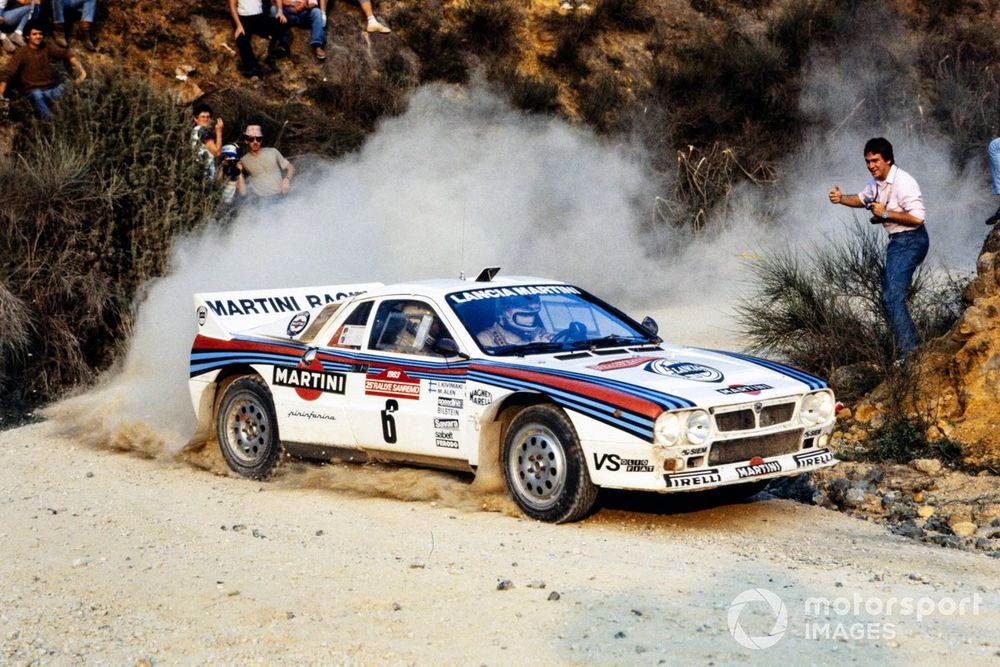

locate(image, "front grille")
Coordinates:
715 409 755 432
708 429 804 465
714 401 797 432
760 402 795 427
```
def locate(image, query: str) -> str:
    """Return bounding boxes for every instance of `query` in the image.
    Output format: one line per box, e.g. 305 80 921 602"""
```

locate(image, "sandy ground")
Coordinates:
2 422 999 666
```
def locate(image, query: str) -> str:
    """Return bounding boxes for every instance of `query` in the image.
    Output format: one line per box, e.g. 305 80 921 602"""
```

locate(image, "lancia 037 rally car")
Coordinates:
189 271 837 523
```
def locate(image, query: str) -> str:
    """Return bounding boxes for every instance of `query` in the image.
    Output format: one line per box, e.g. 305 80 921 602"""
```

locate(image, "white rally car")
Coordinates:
189 271 837 523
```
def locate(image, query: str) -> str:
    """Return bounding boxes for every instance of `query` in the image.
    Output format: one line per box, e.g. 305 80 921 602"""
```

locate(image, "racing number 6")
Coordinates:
380 399 399 443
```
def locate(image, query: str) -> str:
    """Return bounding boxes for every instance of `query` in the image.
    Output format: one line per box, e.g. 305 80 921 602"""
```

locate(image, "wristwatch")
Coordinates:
882 209 889 220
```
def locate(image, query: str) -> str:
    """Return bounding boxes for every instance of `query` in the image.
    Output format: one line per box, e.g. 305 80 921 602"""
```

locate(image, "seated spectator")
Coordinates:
273 0 326 61
0 21 86 119
51 0 96 51
191 103 223 179
346 0 390 33
0 0 41 54
239 124 295 200
229 0 287 78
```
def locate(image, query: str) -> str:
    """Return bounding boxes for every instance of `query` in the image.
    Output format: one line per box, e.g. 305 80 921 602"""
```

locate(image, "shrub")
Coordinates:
540 11 600 75
735 223 964 378
851 417 965 466
592 0 656 32
453 0 524 55
394 4 469 83
494 65 561 114
577 69 624 133
918 23 1000 162
0 69 219 406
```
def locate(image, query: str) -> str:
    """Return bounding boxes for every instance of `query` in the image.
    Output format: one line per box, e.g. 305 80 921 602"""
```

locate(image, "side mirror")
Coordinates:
433 337 467 358
641 316 659 336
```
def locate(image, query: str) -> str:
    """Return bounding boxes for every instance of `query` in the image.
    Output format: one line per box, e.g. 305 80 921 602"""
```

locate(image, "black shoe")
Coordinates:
262 56 279 73
240 66 263 79
987 207 1000 225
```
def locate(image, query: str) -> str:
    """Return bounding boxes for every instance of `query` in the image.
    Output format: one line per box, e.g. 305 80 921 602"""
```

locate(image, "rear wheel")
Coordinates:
503 405 597 523
215 376 281 479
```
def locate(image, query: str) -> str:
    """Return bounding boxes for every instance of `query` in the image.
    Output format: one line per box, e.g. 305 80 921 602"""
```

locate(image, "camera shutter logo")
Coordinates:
727 588 788 650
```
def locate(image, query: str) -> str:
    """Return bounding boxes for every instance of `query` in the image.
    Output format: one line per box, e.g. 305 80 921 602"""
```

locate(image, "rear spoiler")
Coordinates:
193 283 382 340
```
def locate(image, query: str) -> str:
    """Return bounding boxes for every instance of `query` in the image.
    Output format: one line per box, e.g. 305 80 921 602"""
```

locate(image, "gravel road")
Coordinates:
2 422 998 665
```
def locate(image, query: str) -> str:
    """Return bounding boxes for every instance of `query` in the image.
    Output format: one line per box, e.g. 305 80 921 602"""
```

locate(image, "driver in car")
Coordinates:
477 294 552 348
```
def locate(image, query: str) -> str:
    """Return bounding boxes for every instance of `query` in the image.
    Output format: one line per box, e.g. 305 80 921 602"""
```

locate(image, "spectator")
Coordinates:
239 124 295 200
0 0 41 54
0 21 86 120
828 137 928 363
51 0 96 51
216 143 246 205
986 137 1000 225
228 0 286 78
191 103 223 179
273 0 327 61
346 0 390 33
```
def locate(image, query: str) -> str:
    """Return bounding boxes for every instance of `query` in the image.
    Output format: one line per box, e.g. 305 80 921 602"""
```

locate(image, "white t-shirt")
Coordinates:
859 164 925 235
236 0 265 17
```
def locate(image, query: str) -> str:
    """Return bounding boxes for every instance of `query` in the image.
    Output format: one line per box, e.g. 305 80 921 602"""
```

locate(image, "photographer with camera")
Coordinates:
828 137 928 364
216 143 245 205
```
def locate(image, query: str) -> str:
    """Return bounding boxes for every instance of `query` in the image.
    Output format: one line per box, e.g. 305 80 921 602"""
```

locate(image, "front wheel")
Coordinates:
215 375 281 479
503 405 598 523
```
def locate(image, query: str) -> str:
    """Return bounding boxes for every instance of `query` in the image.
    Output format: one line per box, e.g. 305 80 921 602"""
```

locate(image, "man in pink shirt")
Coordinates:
828 137 929 363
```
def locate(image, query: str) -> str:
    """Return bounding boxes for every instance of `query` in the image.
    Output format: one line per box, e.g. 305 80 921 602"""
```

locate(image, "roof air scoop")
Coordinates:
474 266 501 282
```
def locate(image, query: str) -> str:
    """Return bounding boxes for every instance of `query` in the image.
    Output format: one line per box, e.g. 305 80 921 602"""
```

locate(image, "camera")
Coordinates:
222 158 241 181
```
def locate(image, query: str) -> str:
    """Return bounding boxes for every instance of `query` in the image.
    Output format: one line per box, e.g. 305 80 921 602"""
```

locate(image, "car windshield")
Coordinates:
446 284 657 356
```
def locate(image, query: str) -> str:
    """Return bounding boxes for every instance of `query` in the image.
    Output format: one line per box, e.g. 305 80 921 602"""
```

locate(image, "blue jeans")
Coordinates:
27 84 65 119
52 0 96 23
882 225 929 360
990 137 1000 195
1 3 40 33
272 5 325 47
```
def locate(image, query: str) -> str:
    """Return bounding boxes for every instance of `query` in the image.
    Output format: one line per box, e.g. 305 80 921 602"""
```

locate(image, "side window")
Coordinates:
328 301 373 349
368 299 454 356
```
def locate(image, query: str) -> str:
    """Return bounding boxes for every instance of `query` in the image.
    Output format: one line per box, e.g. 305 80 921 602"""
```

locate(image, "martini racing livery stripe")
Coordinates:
704 349 827 391
191 335 470 382
469 361 696 441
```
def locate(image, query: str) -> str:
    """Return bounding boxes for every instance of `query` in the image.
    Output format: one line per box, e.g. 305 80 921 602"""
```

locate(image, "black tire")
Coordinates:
503 405 598 523
215 376 281 479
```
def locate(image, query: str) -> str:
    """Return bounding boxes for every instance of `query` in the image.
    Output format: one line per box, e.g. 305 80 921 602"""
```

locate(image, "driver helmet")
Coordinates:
498 294 542 335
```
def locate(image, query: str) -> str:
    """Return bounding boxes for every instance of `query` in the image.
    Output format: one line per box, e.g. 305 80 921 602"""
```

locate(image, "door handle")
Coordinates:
351 363 369 373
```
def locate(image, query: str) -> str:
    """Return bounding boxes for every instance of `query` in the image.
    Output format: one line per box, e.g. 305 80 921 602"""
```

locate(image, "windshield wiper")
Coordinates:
493 341 571 357
579 334 655 349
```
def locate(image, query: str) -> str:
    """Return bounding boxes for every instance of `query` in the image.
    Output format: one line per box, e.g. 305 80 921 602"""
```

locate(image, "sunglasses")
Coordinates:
243 136 262 143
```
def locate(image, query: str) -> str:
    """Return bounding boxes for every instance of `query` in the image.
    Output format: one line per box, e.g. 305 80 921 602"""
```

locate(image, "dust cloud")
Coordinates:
45 28 993 510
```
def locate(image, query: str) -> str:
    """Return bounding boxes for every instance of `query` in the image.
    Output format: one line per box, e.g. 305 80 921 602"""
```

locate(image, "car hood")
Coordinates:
486 343 825 407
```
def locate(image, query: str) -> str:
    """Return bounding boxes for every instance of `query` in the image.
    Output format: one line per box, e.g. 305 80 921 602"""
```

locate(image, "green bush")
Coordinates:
848 418 965 466
0 69 219 406
735 223 964 378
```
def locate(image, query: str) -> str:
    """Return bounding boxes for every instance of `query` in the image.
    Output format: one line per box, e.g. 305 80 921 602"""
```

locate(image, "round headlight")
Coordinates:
654 412 682 446
800 391 835 426
685 410 711 445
